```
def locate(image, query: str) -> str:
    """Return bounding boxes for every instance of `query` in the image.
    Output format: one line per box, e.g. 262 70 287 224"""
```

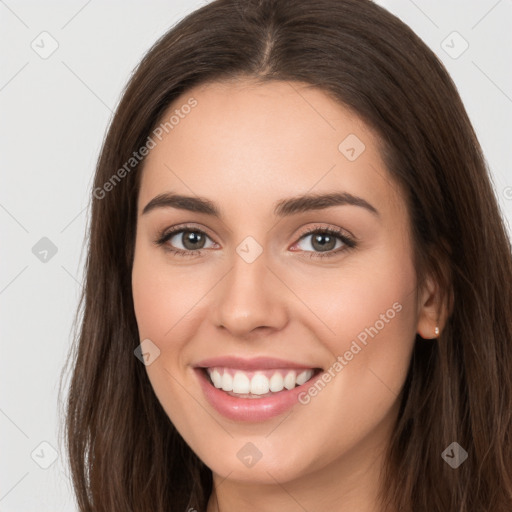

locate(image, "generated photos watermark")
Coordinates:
298 301 403 405
93 97 198 200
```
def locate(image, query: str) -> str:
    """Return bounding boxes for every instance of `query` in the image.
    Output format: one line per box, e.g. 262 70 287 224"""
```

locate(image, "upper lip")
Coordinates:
194 356 321 371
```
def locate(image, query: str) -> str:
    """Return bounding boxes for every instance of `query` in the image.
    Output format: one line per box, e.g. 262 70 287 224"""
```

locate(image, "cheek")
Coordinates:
131 245 212 433
131 242 211 341
283 244 418 404
280 250 417 351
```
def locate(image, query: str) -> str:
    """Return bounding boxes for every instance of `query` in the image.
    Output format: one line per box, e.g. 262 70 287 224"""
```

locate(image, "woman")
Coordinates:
60 0 512 510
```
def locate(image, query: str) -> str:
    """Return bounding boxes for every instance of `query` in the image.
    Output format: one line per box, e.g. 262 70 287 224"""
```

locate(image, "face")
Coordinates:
131 79 422 486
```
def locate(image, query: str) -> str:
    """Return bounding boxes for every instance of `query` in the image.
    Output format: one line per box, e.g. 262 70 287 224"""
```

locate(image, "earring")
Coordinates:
434 326 440 337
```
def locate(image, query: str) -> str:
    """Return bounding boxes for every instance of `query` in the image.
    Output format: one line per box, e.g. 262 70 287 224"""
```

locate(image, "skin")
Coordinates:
131 79 445 512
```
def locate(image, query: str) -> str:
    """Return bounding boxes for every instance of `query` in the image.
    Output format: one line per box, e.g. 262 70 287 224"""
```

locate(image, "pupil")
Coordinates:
183 231 204 250
313 233 335 252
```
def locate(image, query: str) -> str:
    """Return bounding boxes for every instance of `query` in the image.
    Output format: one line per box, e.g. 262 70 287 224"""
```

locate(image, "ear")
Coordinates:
416 272 452 339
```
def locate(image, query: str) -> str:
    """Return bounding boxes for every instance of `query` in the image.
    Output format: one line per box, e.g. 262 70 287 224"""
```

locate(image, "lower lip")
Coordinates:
195 368 321 422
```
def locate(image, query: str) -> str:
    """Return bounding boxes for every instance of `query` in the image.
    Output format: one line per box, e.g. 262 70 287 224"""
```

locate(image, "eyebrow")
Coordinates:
141 191 379 218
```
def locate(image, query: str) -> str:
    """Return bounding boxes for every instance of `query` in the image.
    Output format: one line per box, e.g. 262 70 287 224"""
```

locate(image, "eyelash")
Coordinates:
154 224 357 259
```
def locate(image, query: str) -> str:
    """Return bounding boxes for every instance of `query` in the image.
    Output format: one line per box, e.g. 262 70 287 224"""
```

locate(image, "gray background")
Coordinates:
1 0 511 510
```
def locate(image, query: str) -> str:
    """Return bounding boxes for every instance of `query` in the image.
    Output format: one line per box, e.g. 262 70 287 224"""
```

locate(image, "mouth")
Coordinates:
201 366 323 398
194 361 324 422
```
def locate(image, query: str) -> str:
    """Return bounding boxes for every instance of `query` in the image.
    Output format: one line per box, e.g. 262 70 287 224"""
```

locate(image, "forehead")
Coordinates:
138 79 404 220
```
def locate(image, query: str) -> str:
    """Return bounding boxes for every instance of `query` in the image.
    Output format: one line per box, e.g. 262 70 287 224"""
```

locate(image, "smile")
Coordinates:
193 356 323 422
206 367 317 397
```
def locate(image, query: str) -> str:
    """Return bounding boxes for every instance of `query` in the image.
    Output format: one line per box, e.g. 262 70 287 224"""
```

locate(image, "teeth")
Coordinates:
284 371 296 390
250 373 269 395
296 370 311 386
207 367 315 395
221 371 233 391
269 372 284 392
232 371 250 394
211 368 222 388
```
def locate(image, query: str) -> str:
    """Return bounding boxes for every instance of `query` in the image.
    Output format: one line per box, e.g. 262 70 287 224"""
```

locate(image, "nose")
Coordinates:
213 247 289 338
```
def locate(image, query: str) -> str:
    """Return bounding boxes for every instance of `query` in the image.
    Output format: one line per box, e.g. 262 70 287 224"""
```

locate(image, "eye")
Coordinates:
291 226 357 259
154 223 357 259
154 225 217 257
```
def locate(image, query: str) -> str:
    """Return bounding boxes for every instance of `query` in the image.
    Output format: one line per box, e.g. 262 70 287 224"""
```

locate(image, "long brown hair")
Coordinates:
59 0 512 510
